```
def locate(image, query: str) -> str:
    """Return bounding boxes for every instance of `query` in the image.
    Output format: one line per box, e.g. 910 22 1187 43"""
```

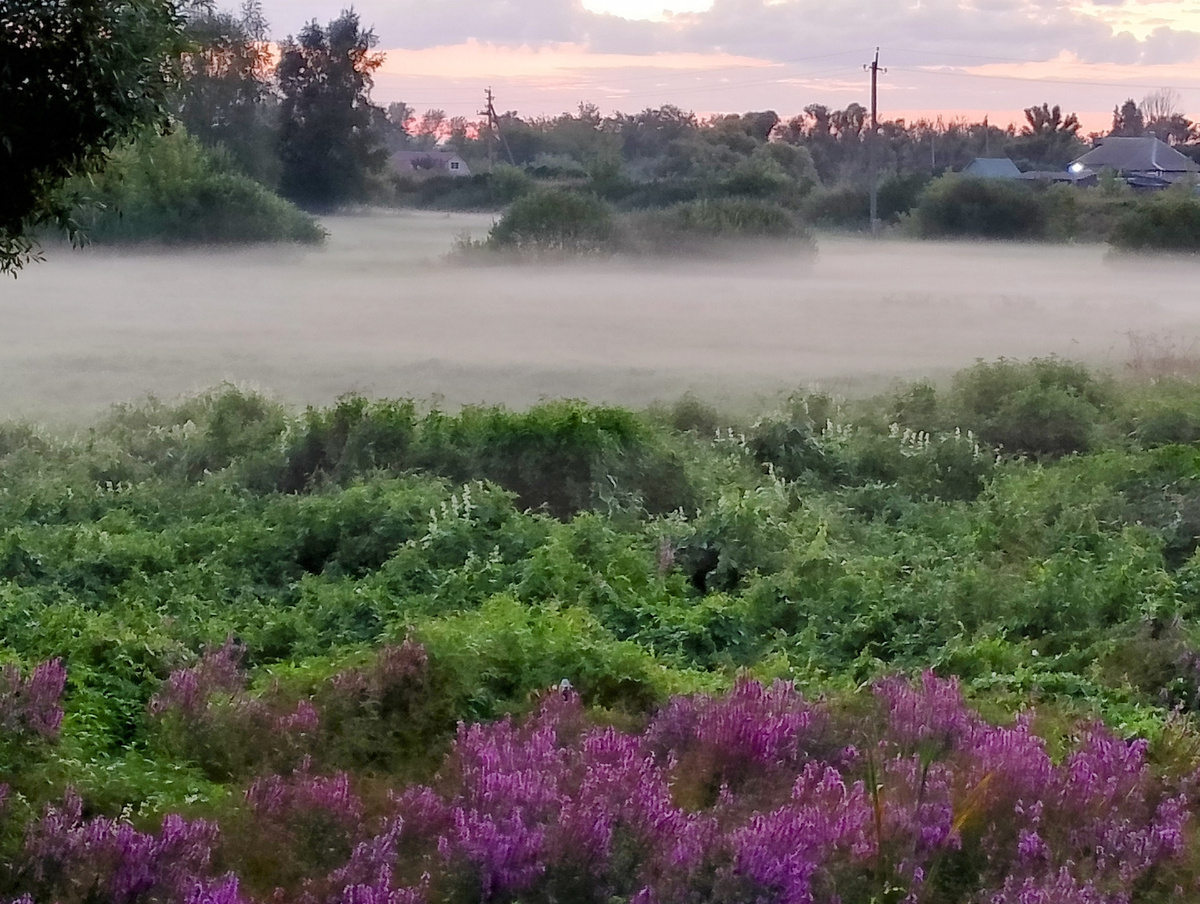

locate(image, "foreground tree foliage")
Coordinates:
0 0 187 272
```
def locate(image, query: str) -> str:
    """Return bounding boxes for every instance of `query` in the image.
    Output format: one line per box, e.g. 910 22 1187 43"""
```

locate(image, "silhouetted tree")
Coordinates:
276 9 387 210
1010 102 1083 166
1141 90 1194 145
177 0 279 184
1111 99 1146 137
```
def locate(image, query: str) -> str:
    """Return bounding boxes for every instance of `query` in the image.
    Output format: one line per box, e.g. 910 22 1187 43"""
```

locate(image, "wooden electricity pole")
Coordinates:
480 87 515 170
865 48 885 234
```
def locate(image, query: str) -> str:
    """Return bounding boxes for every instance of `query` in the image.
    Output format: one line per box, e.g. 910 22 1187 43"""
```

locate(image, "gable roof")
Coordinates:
964 158 1022 178
1071 136 1198 174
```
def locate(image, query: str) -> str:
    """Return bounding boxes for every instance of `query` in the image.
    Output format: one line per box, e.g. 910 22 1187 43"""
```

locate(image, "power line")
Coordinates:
887 64 1200 93
883 46 1084 66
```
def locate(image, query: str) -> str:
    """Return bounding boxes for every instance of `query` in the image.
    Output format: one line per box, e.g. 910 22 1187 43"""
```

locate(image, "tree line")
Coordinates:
6 0 1200 272
173 3 1200 201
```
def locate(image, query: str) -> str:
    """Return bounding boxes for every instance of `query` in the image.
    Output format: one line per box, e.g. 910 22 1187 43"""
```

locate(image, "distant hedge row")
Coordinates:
461 189 814 258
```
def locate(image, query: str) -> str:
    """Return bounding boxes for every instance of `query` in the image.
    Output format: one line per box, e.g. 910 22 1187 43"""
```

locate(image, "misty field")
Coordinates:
3 210 1200 421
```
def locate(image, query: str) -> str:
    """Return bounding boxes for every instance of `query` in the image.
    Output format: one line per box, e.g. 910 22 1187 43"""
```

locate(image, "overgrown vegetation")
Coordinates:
624 198 814 255
5 361 1200 899
70 129 326 245
465 191 814 259
1110 191 1200 253
911 175 1049 240
483 188 616 254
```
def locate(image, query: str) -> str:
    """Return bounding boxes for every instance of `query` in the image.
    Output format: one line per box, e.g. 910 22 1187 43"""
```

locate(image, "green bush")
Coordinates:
486 188 615 254
1110 193 1200 253
410 402 693 519
912 174 1047 240
950 357 1113 456
801 183 871 229
72 128 326 245
280 396 418 493
877 172 931 221
622 198 813 255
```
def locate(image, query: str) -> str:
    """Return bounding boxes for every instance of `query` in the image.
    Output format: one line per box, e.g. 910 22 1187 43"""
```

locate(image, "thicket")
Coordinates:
911 176 1048 240
1110 192 1200 253
70 129 326 246
903 174 1200 250
466 191 814 259
483 188 616 254
623 199 814 256
5 362 1200 899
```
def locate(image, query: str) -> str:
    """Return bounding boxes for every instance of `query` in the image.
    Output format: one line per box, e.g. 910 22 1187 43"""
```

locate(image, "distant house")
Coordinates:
1017 170 1098 187
390 150 471 179
1068 136 1198 189
964 158 1022 179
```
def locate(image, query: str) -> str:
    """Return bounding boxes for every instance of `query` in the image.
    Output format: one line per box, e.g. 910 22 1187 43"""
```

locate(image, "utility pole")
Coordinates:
864 48 885 235
480 87 515 170
482 88 496 173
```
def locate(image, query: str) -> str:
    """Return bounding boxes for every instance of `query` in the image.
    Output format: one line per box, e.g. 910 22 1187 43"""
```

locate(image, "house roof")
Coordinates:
1071 136 1198 174
391 150 465 164
1017 170 1095 184
964 158 1022 178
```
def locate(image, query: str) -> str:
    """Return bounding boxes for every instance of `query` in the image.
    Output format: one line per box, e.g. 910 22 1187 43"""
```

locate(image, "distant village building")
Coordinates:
1068 136 1199 189
964 158 1022 179
390 150 472 179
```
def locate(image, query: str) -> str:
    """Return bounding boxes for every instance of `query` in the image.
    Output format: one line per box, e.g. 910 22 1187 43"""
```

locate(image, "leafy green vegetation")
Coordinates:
70 129 326 246
911 175 1049 240
3 360 1200 897
1110 191 1200 253
484 188 616 254
623 198 814 255
0 362 1198 775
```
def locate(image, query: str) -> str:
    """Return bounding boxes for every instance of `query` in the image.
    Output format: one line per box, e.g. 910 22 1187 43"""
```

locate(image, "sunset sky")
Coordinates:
257 0 1200 133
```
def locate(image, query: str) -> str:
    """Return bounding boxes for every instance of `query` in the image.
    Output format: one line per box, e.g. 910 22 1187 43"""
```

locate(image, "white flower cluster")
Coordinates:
422 481 482 548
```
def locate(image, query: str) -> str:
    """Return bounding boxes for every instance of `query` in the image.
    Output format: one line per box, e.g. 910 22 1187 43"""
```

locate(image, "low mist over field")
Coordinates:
3 210 1200 421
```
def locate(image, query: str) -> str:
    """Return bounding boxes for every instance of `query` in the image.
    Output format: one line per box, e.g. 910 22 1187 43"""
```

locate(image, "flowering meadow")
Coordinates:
4 359 1200 901
3 648 1197 904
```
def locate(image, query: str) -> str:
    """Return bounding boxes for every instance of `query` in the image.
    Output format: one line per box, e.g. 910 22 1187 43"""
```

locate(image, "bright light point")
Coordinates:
582 0 714 21
1069 163 1085 173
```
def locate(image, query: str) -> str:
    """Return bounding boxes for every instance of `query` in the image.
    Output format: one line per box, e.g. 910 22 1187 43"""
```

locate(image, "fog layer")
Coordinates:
2 210 1197 421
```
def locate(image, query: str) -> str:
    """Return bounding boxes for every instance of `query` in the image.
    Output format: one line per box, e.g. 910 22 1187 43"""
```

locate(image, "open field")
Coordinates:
3 210 1200 421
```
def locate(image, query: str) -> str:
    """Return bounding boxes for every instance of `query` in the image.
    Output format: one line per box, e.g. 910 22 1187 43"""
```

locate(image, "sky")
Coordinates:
256 0 1200 133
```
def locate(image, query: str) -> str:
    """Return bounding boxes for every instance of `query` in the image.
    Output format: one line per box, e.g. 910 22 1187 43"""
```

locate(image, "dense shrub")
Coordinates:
622 198 813 255
409 402 693 518
280 396 418 492
912 175 1047 240
72 129 325 245
1110 193 1200 253
801 183 871 229
486 188 615 254
949 357 1113 456
876 171 932 222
